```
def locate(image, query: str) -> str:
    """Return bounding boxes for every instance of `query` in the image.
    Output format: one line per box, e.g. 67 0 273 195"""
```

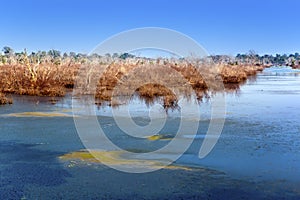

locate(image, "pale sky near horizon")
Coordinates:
1 0 300 56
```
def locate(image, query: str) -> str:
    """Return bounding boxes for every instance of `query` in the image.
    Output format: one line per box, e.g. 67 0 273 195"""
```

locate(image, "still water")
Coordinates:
0 66 299 199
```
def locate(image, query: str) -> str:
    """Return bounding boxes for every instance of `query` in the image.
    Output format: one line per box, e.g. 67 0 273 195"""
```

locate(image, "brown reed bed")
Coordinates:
0 63 79 97
0 58 266 108
90 60 266 108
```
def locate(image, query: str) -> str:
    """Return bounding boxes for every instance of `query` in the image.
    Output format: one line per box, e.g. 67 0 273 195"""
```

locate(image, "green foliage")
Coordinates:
47 49 61 58
119 53 135 60
1 55 7 64
69 52 76 58
2 46 14 56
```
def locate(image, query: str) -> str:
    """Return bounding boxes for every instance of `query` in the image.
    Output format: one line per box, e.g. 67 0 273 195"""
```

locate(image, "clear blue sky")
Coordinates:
1 0 299 55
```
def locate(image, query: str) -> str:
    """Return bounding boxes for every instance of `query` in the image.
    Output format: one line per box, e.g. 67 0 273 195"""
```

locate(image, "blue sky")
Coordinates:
1 0 300 55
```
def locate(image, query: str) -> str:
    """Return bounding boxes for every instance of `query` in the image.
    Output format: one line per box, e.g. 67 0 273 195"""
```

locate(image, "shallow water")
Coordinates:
0 66 300 199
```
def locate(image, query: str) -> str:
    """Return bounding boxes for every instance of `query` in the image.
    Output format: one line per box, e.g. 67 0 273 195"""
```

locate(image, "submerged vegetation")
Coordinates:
0 47 284 108
59 149 193 171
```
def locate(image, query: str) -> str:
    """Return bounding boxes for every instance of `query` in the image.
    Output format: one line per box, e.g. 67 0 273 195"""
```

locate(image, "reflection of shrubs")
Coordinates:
0 93 12 105
292 64 300 69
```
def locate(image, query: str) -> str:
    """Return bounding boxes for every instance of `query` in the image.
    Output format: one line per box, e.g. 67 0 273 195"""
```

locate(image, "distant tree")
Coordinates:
77 53 87 58
90 53 100 59
247 50 259 64
47 49 61 58
41 51 47 57
2 46 14 56
69 52 76 58
112 53 119 58
262 54 271 64
236 53 247 64
119 53 134 59
63 52 68 58
34 51 47 62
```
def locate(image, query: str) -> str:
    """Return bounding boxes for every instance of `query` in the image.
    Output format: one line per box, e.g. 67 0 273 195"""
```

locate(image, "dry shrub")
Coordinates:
0 63 79 96
221 65 264 84
221 65 247 84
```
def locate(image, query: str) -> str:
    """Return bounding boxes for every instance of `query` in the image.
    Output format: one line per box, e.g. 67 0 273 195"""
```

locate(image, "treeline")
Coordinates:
210 50 300 67
0 46 136 66
1 47 299 68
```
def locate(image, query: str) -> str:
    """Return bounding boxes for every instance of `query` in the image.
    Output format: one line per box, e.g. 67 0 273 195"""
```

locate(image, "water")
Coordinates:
0 66 300 199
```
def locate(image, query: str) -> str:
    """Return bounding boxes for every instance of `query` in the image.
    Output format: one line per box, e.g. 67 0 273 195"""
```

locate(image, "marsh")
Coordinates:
0 66 299 199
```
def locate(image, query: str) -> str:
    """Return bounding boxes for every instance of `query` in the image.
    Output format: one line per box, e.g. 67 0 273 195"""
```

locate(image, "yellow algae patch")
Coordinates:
163 165 193 171
147 134 174 141
59 150 194 171
3 111 74 117
59 150 124 164
59 109 73 113
59 150 160 166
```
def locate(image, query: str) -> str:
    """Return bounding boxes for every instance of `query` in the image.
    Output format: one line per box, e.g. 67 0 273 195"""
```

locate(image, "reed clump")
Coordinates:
0 64 64 96
220 65 264 83
0 63 79 97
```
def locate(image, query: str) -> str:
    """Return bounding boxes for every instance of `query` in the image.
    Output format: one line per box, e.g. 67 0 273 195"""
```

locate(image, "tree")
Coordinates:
112 53 119 58
63 52 68 58
119 53 134 59
2 46 14 56
41 51 47 57
69 52 76 58
77 53 87 58
247 50 259 64
47 49 61 58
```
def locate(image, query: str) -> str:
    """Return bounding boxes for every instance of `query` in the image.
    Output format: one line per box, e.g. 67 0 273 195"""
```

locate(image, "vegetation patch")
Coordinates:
59 149 194 171
147 134 175 141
